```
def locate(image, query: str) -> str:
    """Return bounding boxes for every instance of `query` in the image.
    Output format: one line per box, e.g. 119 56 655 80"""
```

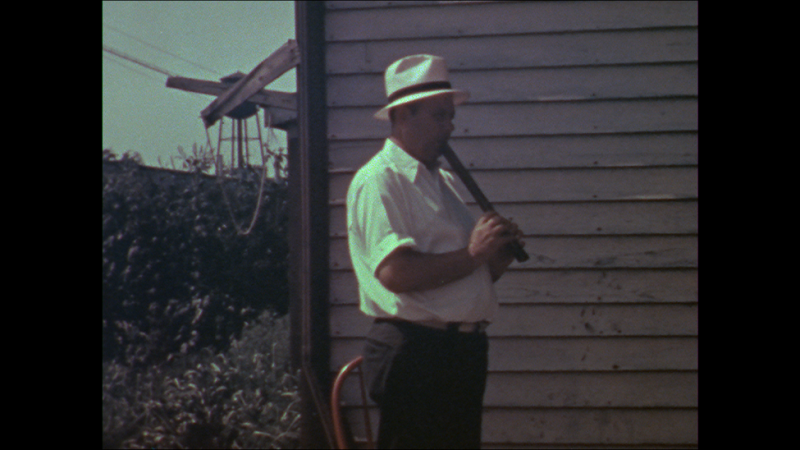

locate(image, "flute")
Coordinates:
441 144 530 262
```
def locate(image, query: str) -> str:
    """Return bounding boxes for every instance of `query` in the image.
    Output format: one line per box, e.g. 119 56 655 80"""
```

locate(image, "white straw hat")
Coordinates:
374 54 469 121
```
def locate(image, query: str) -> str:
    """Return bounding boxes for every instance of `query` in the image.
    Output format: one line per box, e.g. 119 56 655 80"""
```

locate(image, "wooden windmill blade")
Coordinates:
166 73 297 129
200 39 300 128
165 75 296 111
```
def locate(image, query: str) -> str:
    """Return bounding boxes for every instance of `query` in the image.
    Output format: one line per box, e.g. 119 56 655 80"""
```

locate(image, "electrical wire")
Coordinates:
103 44 176 77
102 54 162 81
103 23 221 76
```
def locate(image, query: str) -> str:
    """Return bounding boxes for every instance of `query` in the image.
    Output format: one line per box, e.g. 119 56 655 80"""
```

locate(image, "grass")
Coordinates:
102 309 300 449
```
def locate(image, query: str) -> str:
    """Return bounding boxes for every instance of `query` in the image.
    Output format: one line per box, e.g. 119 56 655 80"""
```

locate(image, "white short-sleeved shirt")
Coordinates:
346 138 497 323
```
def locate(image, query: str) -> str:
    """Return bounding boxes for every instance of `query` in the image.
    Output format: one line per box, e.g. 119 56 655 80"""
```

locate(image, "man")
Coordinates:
346 54 524 449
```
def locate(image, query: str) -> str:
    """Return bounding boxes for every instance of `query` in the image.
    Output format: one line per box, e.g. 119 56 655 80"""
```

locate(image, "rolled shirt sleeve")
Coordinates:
348 169 418 277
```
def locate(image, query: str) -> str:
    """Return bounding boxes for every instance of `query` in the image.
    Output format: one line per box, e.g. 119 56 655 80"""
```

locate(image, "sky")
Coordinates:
102 1 296 169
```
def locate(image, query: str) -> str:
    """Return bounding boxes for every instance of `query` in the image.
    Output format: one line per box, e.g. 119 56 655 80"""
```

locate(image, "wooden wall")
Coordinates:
323 2 698 448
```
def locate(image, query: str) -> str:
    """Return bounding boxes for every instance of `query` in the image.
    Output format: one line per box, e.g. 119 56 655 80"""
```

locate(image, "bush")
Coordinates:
102 149 298 448
102 310 300 449
102 150 289 367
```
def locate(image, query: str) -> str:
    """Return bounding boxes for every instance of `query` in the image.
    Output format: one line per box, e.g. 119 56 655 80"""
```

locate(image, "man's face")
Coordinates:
399 94 456 165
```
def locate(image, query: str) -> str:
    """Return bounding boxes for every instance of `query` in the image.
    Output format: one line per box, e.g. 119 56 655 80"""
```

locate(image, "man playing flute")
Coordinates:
346 54 525 449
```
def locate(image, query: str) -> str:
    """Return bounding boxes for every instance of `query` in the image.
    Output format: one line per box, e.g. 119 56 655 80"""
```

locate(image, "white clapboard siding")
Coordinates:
331 200 699 238
331 303 698 337
329 100 698 139
338 371 698 408
329 133 698 171
323 1 698 448
336 408 698 449
330 236 698 270
326 1 698 40
330 167 698 205
331 269 698 305
329 64 699 107
332 336 697 372
326 29 697 74
334 369 698 443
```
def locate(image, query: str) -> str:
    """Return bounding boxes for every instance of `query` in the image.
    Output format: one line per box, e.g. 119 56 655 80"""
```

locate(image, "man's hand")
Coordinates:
468 212 524 265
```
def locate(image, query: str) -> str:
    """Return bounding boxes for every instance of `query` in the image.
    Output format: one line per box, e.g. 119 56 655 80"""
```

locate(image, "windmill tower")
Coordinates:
165 40 300 174
216 71 262 170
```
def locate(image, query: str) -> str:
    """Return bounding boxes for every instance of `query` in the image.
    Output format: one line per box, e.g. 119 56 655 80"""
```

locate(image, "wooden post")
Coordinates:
292 1 334 448
235 119 241 169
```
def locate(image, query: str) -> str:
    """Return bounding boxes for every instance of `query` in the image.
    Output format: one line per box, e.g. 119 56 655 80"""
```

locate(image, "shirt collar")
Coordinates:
383 137 441 182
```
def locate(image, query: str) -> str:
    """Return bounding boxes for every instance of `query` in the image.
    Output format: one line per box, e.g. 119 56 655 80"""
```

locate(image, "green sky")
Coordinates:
102 1 296 168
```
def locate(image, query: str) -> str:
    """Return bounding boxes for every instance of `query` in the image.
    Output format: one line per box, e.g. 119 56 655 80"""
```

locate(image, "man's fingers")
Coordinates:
476 212 525 251
480 211 500 224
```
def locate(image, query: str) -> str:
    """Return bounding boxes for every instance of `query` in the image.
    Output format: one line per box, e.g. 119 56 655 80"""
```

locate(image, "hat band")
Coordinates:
387 81 452 104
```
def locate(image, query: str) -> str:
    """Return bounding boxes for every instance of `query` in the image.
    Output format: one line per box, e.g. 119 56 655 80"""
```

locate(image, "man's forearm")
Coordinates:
376 247 481 294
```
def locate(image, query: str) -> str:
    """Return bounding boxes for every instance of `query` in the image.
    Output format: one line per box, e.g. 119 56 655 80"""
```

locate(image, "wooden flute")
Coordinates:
441 144 529 262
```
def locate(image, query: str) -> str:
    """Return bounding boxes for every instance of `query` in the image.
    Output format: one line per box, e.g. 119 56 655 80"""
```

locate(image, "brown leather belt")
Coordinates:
375 317 489 334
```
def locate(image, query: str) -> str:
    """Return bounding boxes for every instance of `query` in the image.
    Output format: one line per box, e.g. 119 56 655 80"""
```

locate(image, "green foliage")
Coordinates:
102 149 298 448
102 149 289 367
102 310 301 449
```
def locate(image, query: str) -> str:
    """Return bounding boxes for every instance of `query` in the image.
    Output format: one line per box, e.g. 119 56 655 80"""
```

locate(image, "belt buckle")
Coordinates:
449 321 489 333
461 323 477 333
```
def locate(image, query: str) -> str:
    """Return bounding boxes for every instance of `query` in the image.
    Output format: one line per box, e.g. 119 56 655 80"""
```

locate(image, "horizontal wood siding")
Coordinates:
325 29 697 73
331 167 698 204
329 100 697 139
333 270 698 305
329 133 698 170
324 1 697 448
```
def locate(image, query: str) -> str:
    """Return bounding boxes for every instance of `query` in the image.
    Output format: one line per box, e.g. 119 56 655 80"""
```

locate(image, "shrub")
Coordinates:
102 310 300 449
102 149 289 367
102 149 298 448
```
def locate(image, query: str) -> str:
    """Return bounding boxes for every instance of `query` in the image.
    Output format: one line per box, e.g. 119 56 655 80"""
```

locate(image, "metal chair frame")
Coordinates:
331 356 375 449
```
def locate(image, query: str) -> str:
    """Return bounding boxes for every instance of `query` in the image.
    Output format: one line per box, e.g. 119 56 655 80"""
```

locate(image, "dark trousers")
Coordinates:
361 320 489 449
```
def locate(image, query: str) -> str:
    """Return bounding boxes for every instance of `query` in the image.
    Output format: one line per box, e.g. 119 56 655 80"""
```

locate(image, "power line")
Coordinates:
103 23 220 76
103 44 176 77
102 54 162 81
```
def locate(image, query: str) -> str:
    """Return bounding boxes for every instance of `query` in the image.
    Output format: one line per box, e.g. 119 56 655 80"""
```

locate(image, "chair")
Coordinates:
331 356 375 449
